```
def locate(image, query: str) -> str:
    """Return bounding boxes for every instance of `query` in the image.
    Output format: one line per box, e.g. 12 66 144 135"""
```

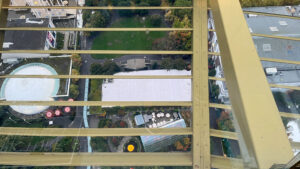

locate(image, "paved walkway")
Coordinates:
63 32 70 50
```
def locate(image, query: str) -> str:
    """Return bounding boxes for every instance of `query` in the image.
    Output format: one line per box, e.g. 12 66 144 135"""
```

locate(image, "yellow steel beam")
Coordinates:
0 127 235 140
0 50 192 55
208 51 220 55
0 75 192 79
208 76 225 81
0 152 245 168
2 6 193 10
260 57 300 65
209 29 300 41
0 152 193 166
252 33 300 41
211 155 244 169
0 127 237 141
280 112 300 119
209 103 231 110
270 84 300 91
209 52 300 65
210 6 300 20
210 103 300 119
0 127 192 137
209 76 300 91
211 0 293 168
210 129 238 140
0 101 192 106
192 0 210 169
0 0 8 57
243 11 300 20
0 27 192 31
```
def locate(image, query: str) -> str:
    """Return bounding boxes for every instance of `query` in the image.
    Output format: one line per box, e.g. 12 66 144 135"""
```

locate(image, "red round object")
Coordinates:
46 111 53 118
68 98 74 102
55 109 61 116
64 107 71 113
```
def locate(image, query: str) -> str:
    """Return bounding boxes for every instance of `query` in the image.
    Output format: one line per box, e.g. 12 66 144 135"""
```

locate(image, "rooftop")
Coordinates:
102 70 191 102
3 18 49 50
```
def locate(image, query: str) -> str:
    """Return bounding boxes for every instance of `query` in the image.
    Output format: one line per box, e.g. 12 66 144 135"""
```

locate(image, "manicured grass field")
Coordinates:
91 16 167 59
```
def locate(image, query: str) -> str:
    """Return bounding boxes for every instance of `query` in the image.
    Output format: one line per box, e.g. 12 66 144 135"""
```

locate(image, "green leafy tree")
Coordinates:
118 1 135 16
54 137 79 152
83 9 110 37
101 60 121 75
91 137 109 152
83 9 91 25
90 63 103 75
90 61 121 75
71 69 80 83
136 1 149 16
147 0 161 6
98 119 112 128
69 84 79 99
85 0 99 6
111 0 120 6
133 0 142 4
173 58 186 70
90 11 107 28
167 0 176 5
161 58 173 70
71 54 82 71
210 84 220 101
209 69 216 76
55 32 64 50
173 0 192 19
151 62 159 69
149 14 162 27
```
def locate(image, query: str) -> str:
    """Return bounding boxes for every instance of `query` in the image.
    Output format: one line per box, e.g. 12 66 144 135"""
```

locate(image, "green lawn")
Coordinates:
88 79 104 114
91 16 167 59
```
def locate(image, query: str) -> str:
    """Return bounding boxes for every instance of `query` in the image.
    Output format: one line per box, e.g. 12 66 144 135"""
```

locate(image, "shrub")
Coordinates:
90 63 103 75
69 84 79 99
118 1 134 17
149 14 162 27
136 1 149 16
55 32 64 50
209 69 216 76
147 0 161 6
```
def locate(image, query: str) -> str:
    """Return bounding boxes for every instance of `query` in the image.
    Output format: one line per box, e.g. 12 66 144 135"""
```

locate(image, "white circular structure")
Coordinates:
0 63 59 115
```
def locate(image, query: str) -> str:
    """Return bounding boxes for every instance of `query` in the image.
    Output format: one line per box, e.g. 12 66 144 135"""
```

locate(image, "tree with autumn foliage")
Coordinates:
158 0 192 51
174 141 184 150
71 54 82 71
71 69 80 83
216 111 235 132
